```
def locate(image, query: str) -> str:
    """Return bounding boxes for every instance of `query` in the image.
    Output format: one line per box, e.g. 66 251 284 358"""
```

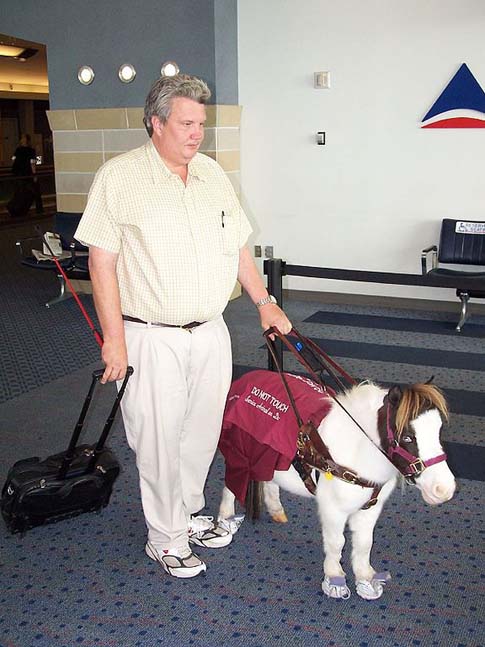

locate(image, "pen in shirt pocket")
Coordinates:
221 210 225 228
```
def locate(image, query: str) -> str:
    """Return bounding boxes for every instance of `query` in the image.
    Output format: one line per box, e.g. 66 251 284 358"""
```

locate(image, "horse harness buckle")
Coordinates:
408 458 425 476
341 469 359 484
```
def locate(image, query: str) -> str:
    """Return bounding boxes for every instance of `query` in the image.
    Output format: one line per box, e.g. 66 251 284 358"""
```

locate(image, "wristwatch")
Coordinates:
255 294 277 308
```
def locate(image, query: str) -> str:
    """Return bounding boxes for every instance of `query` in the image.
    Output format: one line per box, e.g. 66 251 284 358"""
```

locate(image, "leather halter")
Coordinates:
383 402 447 482
294 421 383 509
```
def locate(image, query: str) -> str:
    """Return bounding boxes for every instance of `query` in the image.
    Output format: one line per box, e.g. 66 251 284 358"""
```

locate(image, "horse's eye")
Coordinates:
401 435 413 444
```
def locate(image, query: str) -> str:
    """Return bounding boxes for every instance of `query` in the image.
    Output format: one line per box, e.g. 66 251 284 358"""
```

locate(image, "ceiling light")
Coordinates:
161 61 179 77
118 63 136 83
78 65 95 85
0 45 24 57
0 45 38 60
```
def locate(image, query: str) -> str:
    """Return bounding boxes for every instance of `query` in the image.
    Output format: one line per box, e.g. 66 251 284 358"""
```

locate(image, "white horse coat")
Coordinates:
219 375 456 600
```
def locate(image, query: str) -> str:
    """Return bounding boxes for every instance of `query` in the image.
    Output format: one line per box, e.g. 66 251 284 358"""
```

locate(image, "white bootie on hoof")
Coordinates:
356 571 391 600
217 514 245 535
322 576 351 599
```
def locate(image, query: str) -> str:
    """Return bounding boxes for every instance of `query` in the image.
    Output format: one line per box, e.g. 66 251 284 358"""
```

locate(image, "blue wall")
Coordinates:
0 0 238 108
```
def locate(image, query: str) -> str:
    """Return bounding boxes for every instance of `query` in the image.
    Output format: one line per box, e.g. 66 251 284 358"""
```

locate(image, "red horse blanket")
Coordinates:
218 370 334 504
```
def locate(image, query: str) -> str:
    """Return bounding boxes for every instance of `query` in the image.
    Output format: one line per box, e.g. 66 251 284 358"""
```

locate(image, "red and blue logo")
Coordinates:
421 63 485 128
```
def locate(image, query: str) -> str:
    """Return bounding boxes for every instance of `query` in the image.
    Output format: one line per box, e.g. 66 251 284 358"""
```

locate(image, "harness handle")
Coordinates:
264 333 304 427
264 327 396 467
264 326 356 391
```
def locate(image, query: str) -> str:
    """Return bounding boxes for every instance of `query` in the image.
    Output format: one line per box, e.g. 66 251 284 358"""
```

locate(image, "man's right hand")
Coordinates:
100 338 128 383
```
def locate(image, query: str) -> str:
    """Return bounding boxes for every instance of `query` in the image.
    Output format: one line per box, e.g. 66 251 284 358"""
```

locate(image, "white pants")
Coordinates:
120 316 232 551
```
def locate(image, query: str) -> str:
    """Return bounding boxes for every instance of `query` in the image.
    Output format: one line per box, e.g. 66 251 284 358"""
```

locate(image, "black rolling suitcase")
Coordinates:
1 366 133 534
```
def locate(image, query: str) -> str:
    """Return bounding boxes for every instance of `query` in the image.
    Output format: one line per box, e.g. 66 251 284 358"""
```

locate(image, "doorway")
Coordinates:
0 33 55 224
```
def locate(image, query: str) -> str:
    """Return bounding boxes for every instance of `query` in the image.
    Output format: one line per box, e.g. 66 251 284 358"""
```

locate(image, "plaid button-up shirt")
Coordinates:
75 140 252 325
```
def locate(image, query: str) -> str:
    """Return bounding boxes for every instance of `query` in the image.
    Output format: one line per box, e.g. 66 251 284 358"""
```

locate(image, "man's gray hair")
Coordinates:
143 74 211 136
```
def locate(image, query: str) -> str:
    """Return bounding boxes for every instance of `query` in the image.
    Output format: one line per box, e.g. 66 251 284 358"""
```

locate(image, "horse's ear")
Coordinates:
387 385 403 407
425 375 435 384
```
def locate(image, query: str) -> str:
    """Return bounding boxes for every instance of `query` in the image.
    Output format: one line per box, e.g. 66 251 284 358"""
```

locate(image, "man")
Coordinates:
75 74 291 579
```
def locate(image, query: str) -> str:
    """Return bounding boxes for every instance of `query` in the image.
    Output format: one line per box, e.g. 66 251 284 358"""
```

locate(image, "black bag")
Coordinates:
7 182 35 218
1 367 133 534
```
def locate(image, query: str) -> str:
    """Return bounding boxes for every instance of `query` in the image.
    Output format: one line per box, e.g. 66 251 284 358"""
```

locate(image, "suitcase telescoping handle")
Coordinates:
58 366 134 479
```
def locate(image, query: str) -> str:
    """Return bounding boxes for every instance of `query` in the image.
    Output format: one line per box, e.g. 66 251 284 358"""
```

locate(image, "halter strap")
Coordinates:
385 404 447 479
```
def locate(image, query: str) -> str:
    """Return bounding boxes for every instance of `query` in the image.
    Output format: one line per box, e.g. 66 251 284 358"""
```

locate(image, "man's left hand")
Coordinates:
259 304 292 338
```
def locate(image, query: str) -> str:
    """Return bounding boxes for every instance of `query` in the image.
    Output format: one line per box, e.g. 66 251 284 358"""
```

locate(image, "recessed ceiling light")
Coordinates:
0 45 38 60
0 45 24 57
118 63 136 83
78 65 95 85
161 61 179 77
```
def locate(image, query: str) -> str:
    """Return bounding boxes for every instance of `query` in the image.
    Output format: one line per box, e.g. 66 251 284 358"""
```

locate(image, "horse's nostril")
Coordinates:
433 482 455 500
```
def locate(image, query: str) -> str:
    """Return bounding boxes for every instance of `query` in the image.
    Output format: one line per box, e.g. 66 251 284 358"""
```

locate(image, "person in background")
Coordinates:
11 133 36 177
11 134 43 215
75 74 292 579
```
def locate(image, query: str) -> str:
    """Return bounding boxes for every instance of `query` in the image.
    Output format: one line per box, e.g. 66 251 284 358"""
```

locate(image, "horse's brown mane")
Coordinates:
395 383 449 436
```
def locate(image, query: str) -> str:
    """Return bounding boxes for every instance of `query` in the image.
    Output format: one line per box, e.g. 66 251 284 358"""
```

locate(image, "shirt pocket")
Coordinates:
221 209 240 256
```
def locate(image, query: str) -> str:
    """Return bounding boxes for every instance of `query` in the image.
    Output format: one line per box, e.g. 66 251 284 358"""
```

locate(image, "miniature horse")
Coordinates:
218 376 456 600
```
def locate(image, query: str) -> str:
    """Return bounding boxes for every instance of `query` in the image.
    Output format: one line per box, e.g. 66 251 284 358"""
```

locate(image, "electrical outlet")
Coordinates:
254 245 262 257
314 71 330 89
264 246 274 259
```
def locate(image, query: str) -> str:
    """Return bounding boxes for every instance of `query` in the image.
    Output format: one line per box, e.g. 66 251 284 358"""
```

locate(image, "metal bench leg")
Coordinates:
45 275 71 308
456 292 470 332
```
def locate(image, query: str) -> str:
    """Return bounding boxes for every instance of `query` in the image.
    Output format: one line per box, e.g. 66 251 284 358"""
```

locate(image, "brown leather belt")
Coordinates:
122 315 204 330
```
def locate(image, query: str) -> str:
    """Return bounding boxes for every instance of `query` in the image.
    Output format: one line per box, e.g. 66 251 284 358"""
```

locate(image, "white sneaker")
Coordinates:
145 541 206 578
188 515 233 549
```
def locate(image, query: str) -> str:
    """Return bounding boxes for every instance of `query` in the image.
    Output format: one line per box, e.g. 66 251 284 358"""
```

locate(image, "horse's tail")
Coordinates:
245 480 263 521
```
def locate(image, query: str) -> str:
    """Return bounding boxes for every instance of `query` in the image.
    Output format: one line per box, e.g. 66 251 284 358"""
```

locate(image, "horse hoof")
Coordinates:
356 572 391 600
271 510 288 523
217 514 245 535
322 576 351 599
356 579 383 600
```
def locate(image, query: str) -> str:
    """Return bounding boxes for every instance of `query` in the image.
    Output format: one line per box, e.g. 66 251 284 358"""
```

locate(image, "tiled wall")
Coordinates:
47 105 241 213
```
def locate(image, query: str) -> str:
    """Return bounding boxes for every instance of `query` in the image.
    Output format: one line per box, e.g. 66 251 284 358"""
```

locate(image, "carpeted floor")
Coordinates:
0 224 484 647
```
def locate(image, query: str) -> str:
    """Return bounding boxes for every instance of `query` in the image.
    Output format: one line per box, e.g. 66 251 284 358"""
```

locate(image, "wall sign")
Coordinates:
421 63 485 128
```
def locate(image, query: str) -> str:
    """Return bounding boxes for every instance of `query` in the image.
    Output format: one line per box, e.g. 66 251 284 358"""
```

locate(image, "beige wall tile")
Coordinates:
216 150 240 172
47 110 76 131
56 173 95 194
53 131 103 152
205 105 217 127
201 151 216 161
217 127 240 151
104 152 124 162
127 107 144 129
200 127 216 151
217 105 241 127
103 129 148 152
75 108 128 130
54 152 104 173
56 194 88 212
